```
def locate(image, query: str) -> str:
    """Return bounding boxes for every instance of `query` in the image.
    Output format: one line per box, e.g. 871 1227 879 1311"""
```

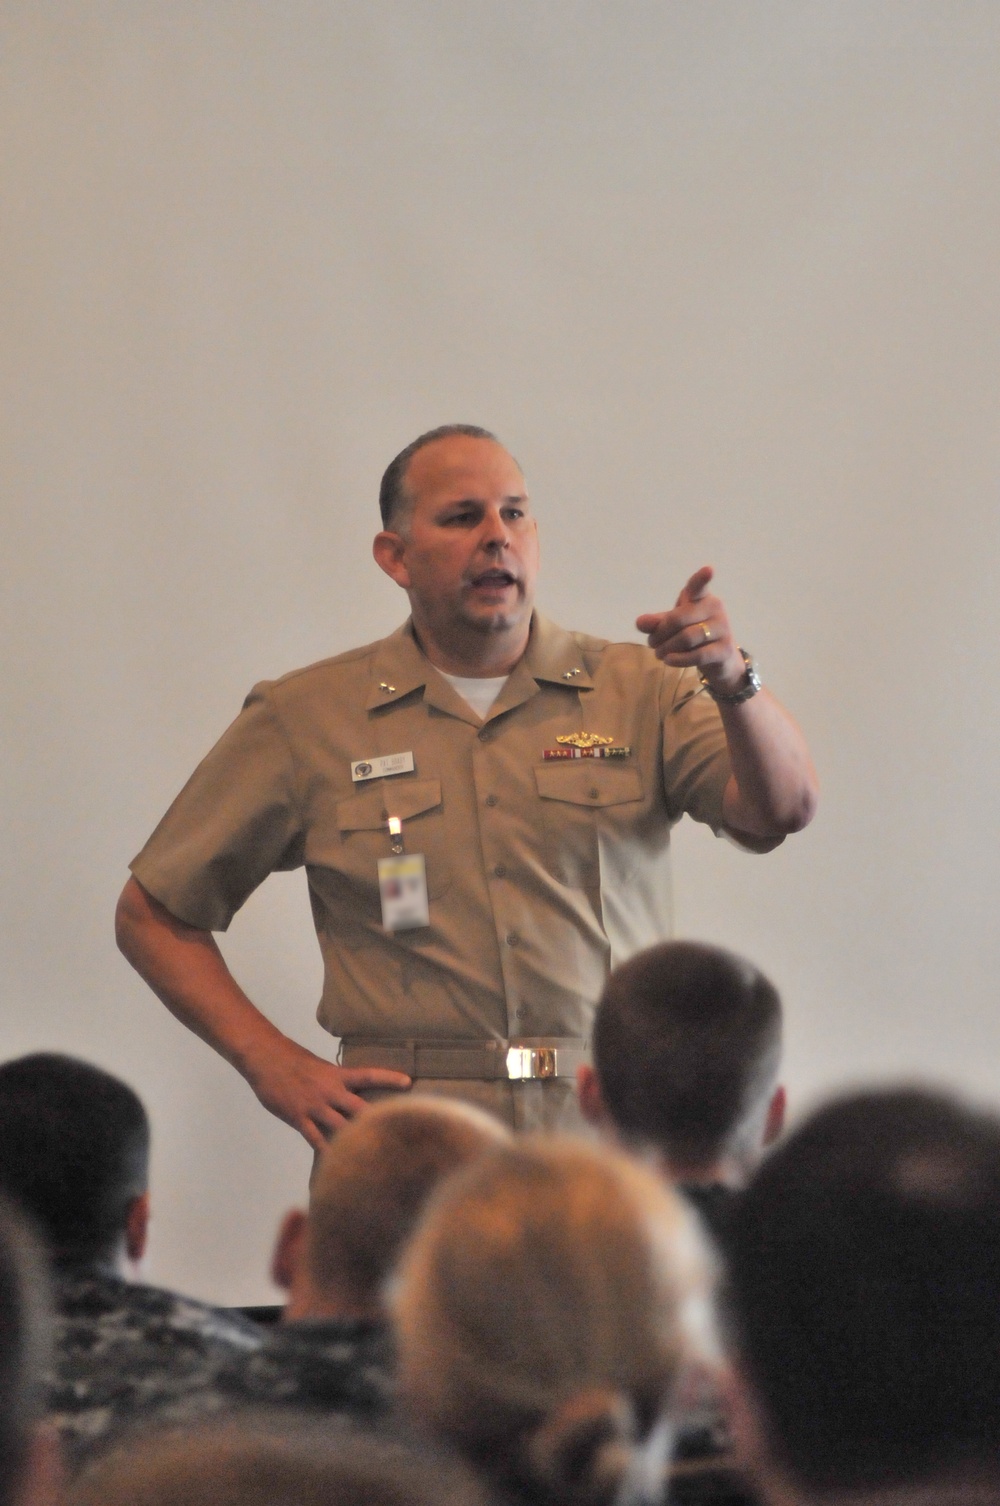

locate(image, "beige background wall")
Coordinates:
3 2 999 1303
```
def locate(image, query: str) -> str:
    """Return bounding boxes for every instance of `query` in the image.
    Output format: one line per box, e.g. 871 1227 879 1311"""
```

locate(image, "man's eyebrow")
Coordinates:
439 492 529 507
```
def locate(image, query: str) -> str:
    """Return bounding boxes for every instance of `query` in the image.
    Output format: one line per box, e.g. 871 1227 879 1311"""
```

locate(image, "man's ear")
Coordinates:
763 1085 786 1148
576 1064 608 1128
271 1209 308 1293
372 530 410 588
124 1191 150 1263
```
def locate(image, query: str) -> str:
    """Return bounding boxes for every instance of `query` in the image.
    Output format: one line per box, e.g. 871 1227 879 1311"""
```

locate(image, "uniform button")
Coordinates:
478 726 492 741
506 932 520 947
589 787 600 800
380 808 389 821
493 863 507 879
515 1006 527 1020
485 793 499 808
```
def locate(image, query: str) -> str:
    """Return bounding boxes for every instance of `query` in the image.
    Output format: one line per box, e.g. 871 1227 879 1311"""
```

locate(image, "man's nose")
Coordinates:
481 509 511 550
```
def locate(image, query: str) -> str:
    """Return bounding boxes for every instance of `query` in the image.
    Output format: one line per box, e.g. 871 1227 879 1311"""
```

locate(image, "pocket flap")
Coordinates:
336 779 443 833
534 764 644 808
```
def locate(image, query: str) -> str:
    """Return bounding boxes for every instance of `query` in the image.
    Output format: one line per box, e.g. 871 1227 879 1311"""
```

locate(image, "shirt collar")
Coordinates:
365 614 593 716
365 622 435 711
521 613 595 689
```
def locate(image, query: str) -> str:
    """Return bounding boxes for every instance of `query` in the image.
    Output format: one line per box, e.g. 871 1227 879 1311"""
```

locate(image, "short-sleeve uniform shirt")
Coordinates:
131 614 746 1046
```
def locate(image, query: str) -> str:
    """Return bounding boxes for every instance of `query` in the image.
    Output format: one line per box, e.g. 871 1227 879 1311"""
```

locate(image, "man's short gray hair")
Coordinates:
378 424 500 530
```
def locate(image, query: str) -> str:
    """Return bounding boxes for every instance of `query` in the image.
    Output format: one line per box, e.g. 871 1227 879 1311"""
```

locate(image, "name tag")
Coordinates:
378 854 430 931
351 751 415 783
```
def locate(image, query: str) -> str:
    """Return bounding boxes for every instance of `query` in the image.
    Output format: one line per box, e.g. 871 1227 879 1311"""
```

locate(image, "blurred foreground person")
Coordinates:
221 1095 509 1417
66 1415 490 1506
393 1137 716 1506
578 941 784 1506
579 941 785 1238
725 1087 1000 1506
0 1054 261 1469
0 1196 59 1506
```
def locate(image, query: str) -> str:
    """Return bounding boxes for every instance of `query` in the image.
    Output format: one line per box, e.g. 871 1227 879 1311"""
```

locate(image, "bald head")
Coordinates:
284 1097 509 1319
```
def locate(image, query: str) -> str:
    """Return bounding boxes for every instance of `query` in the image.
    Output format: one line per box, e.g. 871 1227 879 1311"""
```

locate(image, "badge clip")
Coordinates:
387 815 404 855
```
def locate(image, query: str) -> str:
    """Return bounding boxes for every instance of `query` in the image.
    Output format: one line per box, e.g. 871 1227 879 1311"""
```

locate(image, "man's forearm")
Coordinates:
718 689 819 841
114 876 411 1146
114 876 288 1081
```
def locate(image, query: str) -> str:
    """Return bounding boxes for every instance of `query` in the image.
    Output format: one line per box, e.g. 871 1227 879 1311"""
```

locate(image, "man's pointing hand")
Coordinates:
636 565 747 696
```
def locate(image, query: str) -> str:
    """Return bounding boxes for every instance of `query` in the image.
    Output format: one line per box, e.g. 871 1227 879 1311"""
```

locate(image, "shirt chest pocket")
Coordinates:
533 764 645 891
329 779 452 900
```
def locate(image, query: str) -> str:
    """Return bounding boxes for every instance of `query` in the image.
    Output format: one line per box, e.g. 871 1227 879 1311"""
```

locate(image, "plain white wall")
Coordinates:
3 2 999 1303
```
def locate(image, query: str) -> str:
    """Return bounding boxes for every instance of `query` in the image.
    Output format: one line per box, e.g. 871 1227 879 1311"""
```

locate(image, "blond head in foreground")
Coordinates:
393 1135 715 1506
274 1094 509 1318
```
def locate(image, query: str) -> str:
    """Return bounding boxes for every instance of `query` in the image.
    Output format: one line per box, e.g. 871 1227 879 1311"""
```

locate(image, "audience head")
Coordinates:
581 941 784 1178
66 1416 490 1506
724 1086 1000 1499
0 1194 56 1506
393 1136 715 1506
273 1095 509 1319
0 1054 150 1269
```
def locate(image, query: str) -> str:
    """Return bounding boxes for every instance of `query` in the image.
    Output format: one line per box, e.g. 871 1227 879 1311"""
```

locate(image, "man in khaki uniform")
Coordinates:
116 425 818 1144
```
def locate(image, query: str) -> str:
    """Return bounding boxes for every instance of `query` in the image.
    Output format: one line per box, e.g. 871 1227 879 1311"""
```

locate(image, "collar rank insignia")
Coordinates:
542 732 631 761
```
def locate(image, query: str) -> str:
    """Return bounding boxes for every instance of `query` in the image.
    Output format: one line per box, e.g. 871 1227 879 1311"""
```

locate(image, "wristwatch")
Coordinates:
699 648 762 704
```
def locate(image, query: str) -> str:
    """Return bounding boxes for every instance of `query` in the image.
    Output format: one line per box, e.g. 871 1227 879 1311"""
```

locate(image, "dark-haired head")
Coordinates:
586 942 783 1176
0 1054 149 1268
725 1086 1000 1495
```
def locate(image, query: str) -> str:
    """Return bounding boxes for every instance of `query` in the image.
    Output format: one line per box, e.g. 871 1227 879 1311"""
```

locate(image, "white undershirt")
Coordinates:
439 671 510 720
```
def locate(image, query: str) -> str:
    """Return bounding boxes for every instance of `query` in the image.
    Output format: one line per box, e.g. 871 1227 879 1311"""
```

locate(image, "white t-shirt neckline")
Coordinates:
438 671 510 720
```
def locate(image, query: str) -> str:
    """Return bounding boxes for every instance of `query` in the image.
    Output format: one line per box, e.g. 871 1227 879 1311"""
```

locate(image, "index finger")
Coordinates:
340 1068 412 1092
677 565 715 605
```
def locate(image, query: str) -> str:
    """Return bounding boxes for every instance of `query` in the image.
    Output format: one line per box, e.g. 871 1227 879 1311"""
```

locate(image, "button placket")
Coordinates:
472 720 530 1038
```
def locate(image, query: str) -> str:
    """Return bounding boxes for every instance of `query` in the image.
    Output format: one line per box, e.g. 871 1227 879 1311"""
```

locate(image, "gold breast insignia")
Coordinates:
543 732 631 761
557 732 614 749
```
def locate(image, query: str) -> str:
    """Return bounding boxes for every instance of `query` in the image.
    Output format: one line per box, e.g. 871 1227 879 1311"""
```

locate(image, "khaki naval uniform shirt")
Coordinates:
131 614 756 1128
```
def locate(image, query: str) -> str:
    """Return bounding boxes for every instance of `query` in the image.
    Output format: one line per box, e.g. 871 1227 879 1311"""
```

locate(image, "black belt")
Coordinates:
339 1036 590 1081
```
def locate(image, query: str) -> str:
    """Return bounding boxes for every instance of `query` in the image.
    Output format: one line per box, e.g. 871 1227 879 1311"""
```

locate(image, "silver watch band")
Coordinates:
699 648 762 704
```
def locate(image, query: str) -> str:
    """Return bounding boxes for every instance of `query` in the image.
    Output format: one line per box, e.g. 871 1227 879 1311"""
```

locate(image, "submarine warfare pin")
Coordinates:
542 732 631 760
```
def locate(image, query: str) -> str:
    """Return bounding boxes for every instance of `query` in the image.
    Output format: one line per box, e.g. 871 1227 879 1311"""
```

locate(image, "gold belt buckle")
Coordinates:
505 1046 557 1080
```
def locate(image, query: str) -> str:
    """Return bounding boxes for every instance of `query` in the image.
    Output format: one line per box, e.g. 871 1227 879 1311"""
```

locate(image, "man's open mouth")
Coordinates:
470 569 517 588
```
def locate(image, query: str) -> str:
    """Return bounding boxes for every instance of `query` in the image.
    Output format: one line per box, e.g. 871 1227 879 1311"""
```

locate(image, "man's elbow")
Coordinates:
725 774 819 845
771 778 820 837
793 773 820 832
115 876 148 961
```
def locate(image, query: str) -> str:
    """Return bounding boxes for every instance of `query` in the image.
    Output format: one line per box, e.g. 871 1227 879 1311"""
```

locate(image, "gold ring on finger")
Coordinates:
701 622 712 642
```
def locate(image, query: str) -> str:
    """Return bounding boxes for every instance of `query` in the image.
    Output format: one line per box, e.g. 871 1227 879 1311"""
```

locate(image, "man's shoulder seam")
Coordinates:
568 631 660 667
253 636 390 694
